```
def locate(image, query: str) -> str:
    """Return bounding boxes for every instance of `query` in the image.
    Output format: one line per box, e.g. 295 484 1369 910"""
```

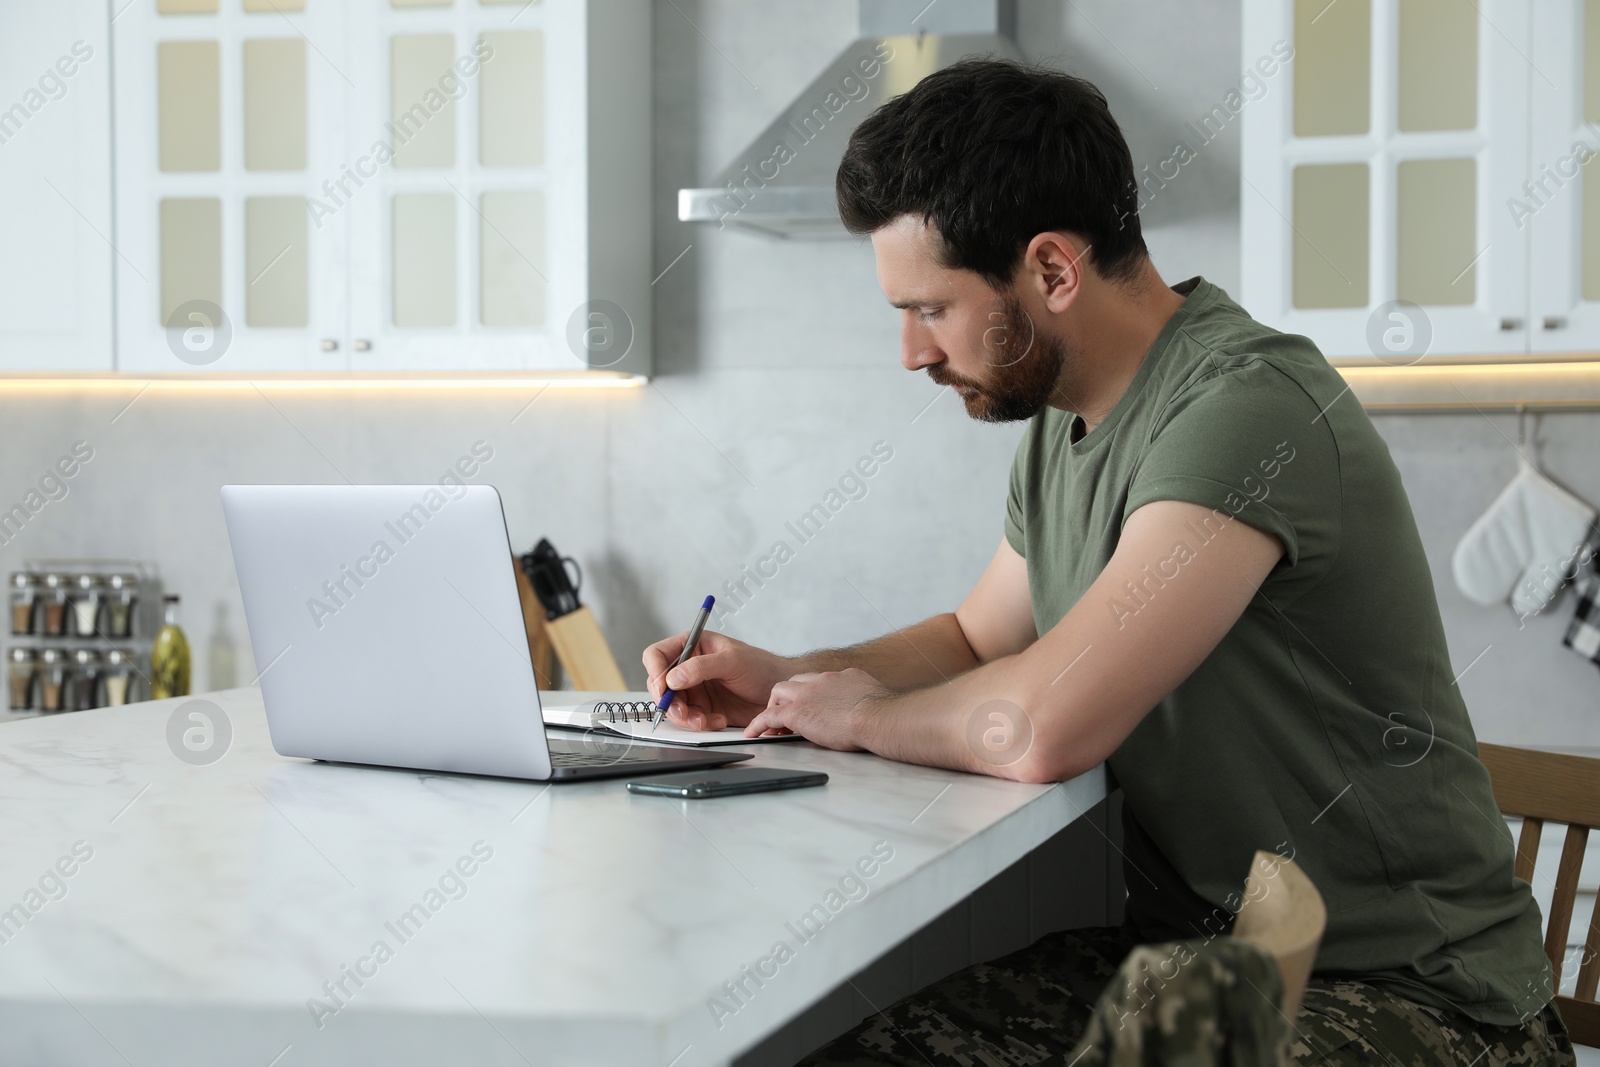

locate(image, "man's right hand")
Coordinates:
643 630 795 731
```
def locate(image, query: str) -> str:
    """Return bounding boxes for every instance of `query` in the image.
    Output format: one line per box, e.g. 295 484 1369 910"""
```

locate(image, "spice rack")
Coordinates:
7 559 162 720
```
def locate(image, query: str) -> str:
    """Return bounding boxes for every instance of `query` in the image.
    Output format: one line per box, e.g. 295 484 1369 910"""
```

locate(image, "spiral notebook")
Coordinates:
540 692 804 748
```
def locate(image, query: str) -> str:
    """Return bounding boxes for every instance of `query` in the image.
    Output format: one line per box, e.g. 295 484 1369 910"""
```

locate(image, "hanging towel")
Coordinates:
1563 542 1600 668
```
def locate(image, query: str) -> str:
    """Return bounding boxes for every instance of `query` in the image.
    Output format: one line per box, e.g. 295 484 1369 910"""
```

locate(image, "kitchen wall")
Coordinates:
0 0 1594 745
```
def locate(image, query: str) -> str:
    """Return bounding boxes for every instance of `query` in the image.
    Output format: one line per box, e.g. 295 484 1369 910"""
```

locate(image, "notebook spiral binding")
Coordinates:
596 700 657 723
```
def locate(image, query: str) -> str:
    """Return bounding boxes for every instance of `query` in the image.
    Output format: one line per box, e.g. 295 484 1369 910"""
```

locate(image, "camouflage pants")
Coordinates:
797 926 1577 1066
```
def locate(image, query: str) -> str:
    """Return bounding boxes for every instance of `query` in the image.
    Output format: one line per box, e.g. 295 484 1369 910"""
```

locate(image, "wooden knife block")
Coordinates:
513 560 627 691
514 563 559 688
544 607 628 691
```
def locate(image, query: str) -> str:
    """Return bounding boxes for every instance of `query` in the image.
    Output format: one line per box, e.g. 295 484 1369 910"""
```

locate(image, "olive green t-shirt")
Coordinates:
1004 278 1550 1026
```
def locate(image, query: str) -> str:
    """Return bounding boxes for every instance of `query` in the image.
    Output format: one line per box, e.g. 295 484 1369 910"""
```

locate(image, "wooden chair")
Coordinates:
1069 851 1324 1063
1478 743 1600 1047
1068 857 1331 1062
1233 850 1327 1019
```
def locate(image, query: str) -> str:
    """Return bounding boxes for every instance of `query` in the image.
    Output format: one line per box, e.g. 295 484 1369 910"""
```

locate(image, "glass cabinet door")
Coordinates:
345 0 569 371
108 0 648 375
1242 0 1531 360
113 0 349 372
1529 0 1600 354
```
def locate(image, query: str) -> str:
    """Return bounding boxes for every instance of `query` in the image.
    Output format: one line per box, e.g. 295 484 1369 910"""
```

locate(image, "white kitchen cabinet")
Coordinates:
1241 0 1583 362
1528 0 1600 355
112 1 349 372
0 3 113 372
343 1 648 372
106 0 649 376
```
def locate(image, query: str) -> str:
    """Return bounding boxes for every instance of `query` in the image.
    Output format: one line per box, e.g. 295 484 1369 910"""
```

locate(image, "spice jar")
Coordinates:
103 649 137 706
106 573 139 639
8 647 35 710
37 648 67 712
66 649 101 711
10 572 39 635
72 573 104 637
41 573 70 637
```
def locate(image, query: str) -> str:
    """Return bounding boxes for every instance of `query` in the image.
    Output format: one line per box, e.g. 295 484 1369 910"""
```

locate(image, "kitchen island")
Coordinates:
0 688 1108 1066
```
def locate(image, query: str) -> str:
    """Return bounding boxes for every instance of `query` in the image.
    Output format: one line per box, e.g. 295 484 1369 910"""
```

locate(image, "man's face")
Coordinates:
871 215 1067 423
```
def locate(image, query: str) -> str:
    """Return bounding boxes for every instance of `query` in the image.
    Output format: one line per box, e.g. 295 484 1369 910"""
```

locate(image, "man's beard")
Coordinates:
926 295 1069 423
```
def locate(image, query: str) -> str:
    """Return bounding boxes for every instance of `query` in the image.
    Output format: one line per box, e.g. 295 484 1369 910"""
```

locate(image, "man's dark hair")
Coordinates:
836 58 1147 288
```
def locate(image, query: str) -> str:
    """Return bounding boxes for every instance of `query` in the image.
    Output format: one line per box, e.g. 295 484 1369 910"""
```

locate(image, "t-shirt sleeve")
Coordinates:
1005 434 1029 558
1126 361 1339 572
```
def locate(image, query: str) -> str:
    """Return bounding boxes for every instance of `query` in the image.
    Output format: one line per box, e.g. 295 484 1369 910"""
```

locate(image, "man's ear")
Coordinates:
1022 232 1089 314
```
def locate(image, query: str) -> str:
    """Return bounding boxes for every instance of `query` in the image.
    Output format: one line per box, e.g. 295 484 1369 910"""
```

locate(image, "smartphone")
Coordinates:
625 768 828 799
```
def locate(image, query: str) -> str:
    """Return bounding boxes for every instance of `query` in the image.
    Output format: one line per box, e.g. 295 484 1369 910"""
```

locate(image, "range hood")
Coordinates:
677 0 1019 239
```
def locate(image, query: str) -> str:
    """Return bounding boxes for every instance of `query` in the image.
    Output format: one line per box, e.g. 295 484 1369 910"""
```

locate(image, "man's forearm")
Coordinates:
853 653 1078 783
793 613 979 691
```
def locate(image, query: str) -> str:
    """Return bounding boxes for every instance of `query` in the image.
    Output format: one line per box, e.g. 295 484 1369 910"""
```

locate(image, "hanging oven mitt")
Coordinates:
1451 458 1596 617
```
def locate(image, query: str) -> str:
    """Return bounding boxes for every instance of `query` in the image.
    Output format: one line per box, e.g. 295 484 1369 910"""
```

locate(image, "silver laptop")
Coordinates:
220 484 750 781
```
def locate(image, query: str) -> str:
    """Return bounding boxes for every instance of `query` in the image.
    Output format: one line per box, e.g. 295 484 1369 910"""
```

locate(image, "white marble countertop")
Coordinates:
0 689 1106 1067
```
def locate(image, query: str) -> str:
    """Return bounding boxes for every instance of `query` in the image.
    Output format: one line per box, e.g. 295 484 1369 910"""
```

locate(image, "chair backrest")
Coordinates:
1478 742 1600 1048
1232 850 1327 1019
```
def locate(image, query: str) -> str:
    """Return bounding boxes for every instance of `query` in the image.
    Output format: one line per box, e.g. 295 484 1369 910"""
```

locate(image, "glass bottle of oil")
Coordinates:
150 594 191 699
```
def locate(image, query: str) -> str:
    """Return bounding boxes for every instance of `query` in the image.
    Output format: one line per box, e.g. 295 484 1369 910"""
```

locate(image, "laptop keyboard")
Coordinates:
549 749 668 767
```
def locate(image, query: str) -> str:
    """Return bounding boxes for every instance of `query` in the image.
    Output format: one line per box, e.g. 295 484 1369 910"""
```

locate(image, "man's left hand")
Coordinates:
743 668 890 751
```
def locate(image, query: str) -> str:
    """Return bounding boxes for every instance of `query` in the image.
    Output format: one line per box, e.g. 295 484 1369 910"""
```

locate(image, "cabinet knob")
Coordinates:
1542 316 1566 330
353 339 372 352
320 339 339 352
1498 317 1522 331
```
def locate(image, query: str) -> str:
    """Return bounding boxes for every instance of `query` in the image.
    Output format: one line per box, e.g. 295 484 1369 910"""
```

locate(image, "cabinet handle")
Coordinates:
320 339 339 352
1542 316 1566 330
1499 317 1522 331
353 339 372 352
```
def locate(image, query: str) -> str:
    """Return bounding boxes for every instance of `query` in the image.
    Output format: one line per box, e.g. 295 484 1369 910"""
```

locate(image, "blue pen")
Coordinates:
653 595 716 731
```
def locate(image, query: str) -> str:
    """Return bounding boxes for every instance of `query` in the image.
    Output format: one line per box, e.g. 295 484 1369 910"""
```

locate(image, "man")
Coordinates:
644 60 1573 1065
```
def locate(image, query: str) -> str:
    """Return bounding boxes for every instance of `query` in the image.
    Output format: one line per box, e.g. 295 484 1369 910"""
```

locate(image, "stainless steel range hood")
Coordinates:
676 0 1019 239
